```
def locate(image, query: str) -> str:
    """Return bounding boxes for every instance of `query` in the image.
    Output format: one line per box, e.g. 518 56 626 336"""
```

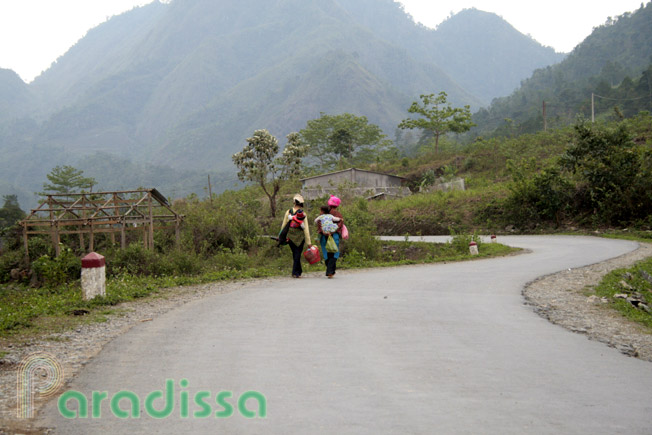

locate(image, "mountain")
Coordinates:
334 3 565 103
0 0 566 208
473 2 652 135
430 9 564 102
0 68 37 126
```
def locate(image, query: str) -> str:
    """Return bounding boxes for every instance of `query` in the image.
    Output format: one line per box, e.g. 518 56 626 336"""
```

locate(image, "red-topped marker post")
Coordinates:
81 252 106 300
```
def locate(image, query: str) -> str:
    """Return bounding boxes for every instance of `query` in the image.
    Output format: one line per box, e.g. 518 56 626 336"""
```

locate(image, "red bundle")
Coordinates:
303 245 321 265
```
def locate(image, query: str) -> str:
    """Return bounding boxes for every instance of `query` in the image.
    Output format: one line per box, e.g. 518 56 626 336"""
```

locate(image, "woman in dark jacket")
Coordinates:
317 195 343 278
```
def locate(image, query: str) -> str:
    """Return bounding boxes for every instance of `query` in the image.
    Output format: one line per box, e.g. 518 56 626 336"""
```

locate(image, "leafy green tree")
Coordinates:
399 92 475 153
39 165 96 197
560 120 652 224
300 113 392 171
232 130 307 217
0 195 25 229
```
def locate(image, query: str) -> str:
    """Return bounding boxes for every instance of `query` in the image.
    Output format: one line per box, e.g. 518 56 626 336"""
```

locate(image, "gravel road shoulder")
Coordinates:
523 242 652 361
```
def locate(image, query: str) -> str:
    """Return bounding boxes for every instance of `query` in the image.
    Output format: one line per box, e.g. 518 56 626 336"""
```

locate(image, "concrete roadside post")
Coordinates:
469 241 479 255
81 252 106 301
491 235 497 243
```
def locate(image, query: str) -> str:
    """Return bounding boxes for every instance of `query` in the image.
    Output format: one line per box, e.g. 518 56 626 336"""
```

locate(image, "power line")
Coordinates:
593 93 649 101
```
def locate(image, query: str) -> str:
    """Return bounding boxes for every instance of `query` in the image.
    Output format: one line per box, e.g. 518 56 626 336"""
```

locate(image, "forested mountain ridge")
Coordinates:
431 8 564 102
328 3 565 103
473 2 652 136
0 69 38 127
1 0 566 208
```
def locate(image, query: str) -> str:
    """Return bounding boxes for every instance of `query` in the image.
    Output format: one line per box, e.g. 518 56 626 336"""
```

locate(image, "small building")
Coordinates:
425 177 466 193
301 168 410 200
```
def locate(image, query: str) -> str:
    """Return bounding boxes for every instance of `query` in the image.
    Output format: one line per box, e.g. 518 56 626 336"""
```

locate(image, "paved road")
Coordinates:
39 236 652 434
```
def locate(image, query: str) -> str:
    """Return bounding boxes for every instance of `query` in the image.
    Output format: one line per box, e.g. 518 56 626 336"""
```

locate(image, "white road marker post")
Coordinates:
81 252 106 300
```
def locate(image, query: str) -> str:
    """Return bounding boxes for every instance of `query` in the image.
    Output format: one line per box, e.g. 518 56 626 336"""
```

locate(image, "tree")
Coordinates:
39 165 96 197
398 92 475 153
560 120 652 224
299 113 392 172
0 195 25 229
232 130 307 217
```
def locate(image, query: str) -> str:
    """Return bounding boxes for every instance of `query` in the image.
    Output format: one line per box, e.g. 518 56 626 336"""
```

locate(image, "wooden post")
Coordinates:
89 223 94 252
80 195 85 251
121 220 126 250
53 223 61 257
175 218 181 251
111 193 119 246
48 196 57 255
208 175 213 205
23 223 29 261
148 192 154 250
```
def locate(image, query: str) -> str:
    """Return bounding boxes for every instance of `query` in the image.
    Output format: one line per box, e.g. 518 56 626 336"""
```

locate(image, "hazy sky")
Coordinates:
0 0 646 83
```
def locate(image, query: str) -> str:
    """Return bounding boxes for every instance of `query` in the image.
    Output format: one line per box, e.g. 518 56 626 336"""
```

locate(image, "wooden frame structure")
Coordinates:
20 189 183 259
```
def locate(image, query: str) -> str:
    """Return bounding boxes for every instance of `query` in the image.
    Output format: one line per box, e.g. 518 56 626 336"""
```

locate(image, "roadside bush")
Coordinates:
0 250 25 283
177 195 262 255
106 244 165 276
504 159 573 228
166 250 204 276
32 247 81 287
339 198 382 260
561 120 652 225
28 237 55 260
448 230 482 255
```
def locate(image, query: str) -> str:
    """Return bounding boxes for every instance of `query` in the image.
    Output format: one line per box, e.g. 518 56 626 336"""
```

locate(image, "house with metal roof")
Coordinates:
300 168 410 200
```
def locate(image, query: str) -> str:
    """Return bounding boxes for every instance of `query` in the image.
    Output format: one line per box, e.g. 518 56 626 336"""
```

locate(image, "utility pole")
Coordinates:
207 175 213 204
591 93 595 123
542 100 547 132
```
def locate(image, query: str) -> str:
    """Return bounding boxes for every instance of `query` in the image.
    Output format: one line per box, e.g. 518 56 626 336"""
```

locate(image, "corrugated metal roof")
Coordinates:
300 167 405 181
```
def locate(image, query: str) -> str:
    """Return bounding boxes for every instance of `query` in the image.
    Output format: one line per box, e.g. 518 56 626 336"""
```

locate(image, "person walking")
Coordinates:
317 195 344 278
279 194 312 278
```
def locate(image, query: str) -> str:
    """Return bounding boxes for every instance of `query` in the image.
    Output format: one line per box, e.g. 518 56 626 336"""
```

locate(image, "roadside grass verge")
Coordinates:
600 230 652 244
368 184 510 235
0 240 519 340
591 256 652 330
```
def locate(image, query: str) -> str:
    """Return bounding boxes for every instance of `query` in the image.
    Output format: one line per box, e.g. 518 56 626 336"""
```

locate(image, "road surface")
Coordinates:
38 236 652 434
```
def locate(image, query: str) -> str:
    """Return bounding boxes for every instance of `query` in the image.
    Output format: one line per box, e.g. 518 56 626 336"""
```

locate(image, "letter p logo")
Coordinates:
17 353 64 419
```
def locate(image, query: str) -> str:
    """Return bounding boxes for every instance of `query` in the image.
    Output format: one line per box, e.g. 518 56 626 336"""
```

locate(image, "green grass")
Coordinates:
600 230 652 244
368 184 509 235
592 257 652 330
0 241 519 339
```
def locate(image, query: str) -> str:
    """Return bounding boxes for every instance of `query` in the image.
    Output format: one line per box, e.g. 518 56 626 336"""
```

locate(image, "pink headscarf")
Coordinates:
327 195 341 207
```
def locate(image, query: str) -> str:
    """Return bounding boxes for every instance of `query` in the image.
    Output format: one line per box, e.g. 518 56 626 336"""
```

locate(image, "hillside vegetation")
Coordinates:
473 2 652 136
370 113 652 234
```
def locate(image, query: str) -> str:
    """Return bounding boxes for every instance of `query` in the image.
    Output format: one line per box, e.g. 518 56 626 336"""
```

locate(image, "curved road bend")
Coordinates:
39 236 652 434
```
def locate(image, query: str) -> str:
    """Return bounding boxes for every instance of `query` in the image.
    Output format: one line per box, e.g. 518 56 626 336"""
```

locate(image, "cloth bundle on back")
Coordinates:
317 195 344 278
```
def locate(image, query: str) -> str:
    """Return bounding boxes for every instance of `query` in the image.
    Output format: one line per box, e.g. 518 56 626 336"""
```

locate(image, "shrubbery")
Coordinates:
32 247 81 287
503 118 652 229
338 198 382 260
175 192 263 254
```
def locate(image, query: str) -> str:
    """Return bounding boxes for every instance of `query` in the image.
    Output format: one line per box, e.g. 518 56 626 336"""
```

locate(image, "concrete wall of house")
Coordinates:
302 169 403 189
303 172 352 188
